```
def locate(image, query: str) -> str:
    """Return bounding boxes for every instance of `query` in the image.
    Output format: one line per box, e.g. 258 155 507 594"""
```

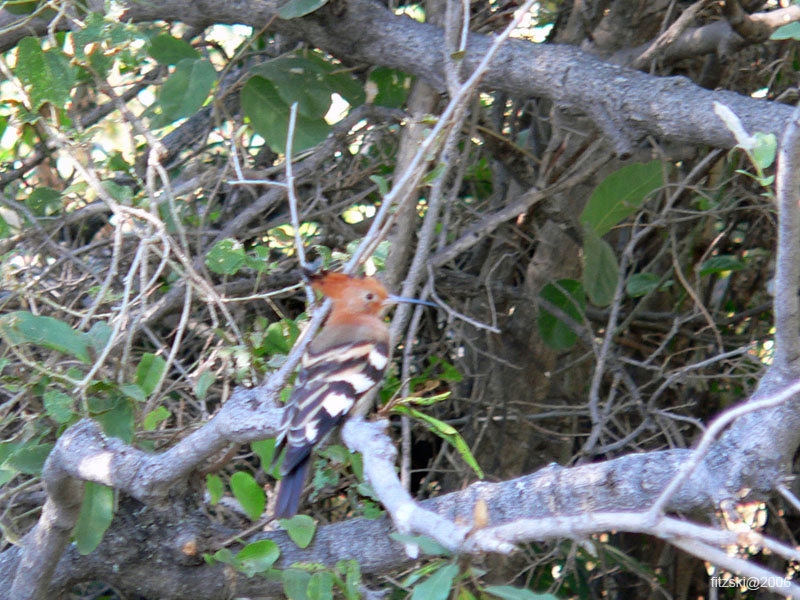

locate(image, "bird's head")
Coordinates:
310 271 390 317
309 271 436 319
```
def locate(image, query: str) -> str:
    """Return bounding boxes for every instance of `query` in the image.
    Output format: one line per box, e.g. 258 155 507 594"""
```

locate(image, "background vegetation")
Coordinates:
0 0 799 598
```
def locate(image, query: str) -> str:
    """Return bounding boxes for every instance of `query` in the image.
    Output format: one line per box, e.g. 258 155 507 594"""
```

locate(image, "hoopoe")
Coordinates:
273 271 433 518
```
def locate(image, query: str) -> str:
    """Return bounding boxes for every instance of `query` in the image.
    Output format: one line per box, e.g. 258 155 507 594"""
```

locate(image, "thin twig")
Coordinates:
285 102 315 304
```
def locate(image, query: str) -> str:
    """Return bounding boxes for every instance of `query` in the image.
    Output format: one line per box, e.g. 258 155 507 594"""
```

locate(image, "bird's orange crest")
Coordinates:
310 271 388 302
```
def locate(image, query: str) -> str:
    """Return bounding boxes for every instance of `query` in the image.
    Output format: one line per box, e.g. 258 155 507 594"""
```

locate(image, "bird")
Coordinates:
272 270 434 518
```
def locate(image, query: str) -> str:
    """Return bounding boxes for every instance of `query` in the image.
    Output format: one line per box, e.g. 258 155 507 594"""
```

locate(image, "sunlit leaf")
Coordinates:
751 132 777 170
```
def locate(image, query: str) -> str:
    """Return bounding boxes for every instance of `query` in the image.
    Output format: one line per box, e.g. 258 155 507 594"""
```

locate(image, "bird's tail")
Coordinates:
273 456 311 519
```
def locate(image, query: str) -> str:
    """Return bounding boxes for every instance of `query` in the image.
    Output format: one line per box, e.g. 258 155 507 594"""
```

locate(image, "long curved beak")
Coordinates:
386 294 438 308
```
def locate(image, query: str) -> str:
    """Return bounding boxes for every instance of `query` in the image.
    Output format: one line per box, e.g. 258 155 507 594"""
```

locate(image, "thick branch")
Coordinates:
116 0 794 150
773 103 800 371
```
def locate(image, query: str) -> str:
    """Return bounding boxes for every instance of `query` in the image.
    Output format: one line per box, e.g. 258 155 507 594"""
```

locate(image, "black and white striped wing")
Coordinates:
273 340 389 518
281 340 389 469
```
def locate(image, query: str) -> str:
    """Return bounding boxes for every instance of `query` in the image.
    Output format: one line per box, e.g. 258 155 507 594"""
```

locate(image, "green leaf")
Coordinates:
119 383 145 403
582 228 619 307
251 56 332 119
86 321 113 350
206 238 246 275
252 438 277 472
537 279 585 350
195 370 215 400
5 1 46 16
155 58 216 125
0 311 90 363
262 321 292 355
206 547 236 566
230 471 265 520
16 37 76 109
411 562 459 600
424 163 447 184
6 442 53 475
0 214 11 239
27 187 61 216
148 34 200 65
484 585 558 599
241 76 330 153
136 353 166 396
280 514 316 548
142 405 170 431
626 273 661 298
699 255 745 277
397 406 457 435
771 21 800 40
302 50 365 107
43 390 74 423
278 0 329 19
369 174 389 196
446 429 484 479
338 559 361 599
366 67 413 108
318 444 349 465
580 161 663 236
74 481 114 555
307 571 334 600
393 406 483 478
283 568 312 600
390 533 450 556
430 356 463 382
235 539 281 577
206 473 224 504
751 132 777 170
91 395 134 443
399 391 452 407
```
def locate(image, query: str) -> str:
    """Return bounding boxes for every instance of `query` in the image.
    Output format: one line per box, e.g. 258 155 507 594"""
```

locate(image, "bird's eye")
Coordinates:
365 292 375 301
